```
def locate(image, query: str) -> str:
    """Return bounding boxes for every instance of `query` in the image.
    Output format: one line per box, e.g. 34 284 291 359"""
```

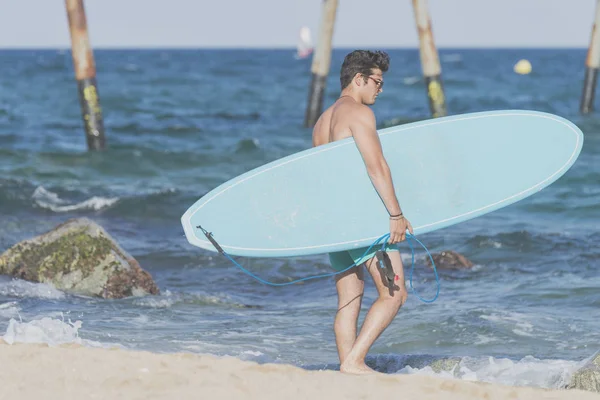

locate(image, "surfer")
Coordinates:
312 50 413 375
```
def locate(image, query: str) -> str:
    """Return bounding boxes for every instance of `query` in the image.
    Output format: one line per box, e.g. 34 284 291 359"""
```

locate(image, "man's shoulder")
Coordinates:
313 105 334 129
334 100 373 117
321 103 335 117
344 102 375 123
356 103 375 117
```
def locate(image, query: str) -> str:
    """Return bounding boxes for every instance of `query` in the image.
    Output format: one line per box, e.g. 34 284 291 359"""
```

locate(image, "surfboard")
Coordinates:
181 110 584 258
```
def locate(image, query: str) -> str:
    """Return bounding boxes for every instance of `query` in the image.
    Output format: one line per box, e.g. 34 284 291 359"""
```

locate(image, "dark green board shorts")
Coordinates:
328 244 399 272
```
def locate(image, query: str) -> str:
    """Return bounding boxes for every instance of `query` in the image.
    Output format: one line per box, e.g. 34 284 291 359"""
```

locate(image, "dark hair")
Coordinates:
340 50 390 90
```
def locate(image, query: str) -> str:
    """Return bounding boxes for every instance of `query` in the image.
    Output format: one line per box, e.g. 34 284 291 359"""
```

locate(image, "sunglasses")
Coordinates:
367 76 384 89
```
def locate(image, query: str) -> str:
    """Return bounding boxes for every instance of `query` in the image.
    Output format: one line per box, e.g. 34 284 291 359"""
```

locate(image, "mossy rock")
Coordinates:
0 218 159 299
567 351 600 392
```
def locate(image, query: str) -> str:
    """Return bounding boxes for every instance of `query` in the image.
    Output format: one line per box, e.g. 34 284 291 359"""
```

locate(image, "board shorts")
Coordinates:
328 244 399 272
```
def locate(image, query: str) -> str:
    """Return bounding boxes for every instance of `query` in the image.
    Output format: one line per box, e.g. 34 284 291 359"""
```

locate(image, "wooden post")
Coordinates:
581 0 600 114
412 0 447 118
304 0 339 128
65 0 106 150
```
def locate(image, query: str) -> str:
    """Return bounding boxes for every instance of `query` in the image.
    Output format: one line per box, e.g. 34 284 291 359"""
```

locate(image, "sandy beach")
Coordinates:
0 342 598 400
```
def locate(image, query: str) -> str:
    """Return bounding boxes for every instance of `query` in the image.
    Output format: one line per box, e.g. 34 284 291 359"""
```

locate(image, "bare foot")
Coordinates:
340 361 378 375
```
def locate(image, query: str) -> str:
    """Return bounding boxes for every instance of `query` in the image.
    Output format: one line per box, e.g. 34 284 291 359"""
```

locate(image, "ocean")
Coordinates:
0 48 598 389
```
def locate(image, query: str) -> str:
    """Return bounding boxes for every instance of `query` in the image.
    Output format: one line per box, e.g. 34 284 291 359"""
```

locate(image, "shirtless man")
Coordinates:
312 50 413 374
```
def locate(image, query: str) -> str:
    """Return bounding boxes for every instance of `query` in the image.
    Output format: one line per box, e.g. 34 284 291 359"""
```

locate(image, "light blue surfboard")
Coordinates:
182 110 583 258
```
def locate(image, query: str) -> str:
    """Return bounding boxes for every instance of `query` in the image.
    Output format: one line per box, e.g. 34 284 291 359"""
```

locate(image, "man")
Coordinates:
312 50 413 375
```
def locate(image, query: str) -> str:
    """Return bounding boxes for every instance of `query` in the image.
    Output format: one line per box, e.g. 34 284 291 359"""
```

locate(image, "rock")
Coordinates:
429 357 462 374
567 351 600 392
0 218 159 299
425 250 474 270
364 354 463 375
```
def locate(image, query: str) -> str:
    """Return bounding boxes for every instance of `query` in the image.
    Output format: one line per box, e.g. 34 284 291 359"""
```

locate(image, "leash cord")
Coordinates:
196 226 440 303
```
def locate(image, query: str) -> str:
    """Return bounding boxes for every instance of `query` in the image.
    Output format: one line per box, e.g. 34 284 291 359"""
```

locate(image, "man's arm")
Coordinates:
349 107 413 244
349 107 401 216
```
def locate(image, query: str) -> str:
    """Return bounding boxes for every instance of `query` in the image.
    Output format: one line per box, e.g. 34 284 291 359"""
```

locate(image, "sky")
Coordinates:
0 0 596 48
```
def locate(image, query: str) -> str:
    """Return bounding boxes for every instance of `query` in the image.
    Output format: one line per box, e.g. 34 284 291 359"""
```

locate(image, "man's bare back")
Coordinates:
312 97 369 147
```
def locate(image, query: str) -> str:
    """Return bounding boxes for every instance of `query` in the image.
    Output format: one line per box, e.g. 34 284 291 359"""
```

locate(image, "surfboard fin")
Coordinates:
375 250 396 285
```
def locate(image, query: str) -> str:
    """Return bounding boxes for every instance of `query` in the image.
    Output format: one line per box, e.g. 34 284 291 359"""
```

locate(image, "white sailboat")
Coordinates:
295 26 313 59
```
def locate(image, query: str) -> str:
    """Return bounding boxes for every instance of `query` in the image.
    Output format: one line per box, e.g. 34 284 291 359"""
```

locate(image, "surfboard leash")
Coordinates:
196 225 440 303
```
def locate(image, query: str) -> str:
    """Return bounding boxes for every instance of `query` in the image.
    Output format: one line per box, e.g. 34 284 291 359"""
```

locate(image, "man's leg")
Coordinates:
340 251 407 374
333 260 365 365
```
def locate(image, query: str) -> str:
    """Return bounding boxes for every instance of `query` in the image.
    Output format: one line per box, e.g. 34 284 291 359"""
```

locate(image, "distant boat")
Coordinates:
295 26 313 59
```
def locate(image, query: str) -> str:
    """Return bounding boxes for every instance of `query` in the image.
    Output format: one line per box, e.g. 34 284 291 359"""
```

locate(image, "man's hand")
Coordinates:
388 216 413 244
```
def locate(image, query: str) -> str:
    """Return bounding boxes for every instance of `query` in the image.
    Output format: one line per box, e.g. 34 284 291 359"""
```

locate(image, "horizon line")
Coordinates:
0 45 590 50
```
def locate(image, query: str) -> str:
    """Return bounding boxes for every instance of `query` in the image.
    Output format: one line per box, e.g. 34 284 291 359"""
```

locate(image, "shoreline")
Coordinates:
1 342 599 400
